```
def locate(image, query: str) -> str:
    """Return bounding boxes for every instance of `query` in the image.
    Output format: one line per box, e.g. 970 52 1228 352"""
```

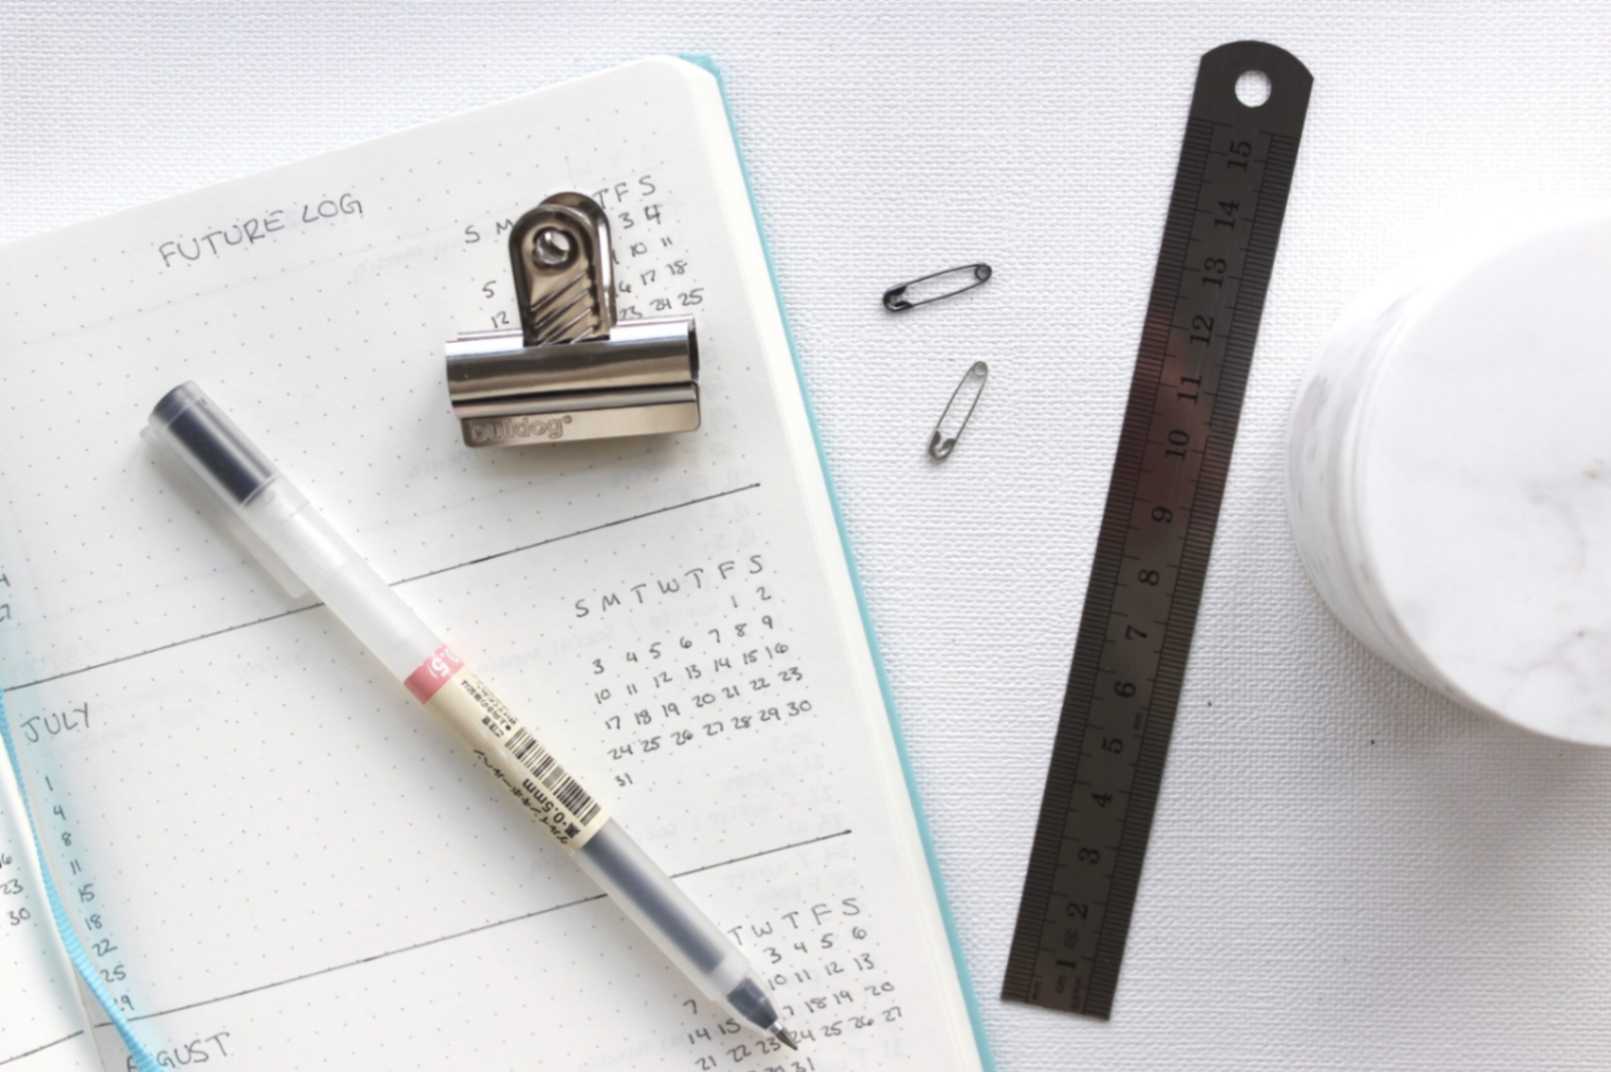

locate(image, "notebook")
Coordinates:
0 56 991 1071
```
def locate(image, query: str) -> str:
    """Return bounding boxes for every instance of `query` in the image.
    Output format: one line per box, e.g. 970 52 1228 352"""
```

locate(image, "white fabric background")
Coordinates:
4 3 1610 1069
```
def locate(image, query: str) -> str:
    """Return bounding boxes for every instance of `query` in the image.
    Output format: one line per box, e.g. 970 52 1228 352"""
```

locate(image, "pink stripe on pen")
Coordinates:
405 646 464 702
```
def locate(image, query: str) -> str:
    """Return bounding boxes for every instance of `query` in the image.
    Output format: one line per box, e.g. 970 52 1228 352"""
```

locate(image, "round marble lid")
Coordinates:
1359 216 1611 742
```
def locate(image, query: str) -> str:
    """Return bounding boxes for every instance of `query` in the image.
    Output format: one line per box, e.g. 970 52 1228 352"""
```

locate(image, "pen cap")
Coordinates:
146 383 308 598
149 382 277 506
147 381 442 677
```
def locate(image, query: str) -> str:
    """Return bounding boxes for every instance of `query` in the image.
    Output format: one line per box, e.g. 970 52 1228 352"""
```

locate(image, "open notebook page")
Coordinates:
0 58 983 1070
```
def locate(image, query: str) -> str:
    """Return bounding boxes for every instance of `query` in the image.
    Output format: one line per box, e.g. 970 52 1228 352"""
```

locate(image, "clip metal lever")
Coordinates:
445 192 701 447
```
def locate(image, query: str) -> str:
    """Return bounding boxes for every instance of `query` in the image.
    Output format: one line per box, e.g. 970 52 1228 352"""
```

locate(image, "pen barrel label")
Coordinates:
417 652 608 847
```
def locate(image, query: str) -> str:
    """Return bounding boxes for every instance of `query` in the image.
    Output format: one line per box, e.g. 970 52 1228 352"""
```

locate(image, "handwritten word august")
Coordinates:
156 193 364 268
124 1030 232 1071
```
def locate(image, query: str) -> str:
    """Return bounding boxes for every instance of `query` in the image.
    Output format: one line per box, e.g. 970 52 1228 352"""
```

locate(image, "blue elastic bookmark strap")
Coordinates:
0 689 160 1072
679 53 998 1071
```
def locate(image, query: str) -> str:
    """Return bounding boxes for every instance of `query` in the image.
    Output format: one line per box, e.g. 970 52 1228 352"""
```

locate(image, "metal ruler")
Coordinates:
1002 41 1311 1019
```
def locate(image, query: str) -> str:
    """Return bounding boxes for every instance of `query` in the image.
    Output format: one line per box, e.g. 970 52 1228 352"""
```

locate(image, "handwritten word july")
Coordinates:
156 193 364 268
20 703 89 744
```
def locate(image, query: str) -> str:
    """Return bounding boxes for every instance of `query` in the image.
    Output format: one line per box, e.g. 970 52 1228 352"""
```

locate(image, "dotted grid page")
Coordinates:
0 759 103 1071
0 58 981 1072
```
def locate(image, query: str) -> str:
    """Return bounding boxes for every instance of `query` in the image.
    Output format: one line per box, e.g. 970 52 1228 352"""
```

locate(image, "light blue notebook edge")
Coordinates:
679 52 998 1072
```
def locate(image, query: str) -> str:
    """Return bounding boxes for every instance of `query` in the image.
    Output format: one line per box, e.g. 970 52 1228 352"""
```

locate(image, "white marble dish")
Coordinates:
1288 215 1611 745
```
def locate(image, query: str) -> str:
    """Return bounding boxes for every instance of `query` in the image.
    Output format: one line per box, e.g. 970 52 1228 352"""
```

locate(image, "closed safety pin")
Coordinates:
929 361 989 461
883 262 993 312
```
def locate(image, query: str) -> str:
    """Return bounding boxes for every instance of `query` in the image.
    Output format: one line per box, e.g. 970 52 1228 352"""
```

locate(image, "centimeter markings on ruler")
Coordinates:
1002 41 1312 1019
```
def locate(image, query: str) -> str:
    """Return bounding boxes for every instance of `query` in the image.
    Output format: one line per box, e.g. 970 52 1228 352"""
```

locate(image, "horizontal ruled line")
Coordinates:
0 1031 86 1068
81 828 853 1037
3 483 762 694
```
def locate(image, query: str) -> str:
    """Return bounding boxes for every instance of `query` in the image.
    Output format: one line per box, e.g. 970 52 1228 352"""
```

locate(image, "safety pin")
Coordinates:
929 361 989 461
883 262 993 312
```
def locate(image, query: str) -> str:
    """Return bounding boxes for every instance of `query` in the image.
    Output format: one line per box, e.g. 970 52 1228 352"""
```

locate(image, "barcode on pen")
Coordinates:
504 727 604 829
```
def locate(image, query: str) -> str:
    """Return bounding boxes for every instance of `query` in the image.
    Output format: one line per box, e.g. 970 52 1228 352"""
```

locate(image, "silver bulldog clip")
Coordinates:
445 192 700 447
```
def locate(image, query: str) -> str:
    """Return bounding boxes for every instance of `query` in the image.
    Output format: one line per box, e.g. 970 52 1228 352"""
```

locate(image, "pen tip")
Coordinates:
772 1024 799 1051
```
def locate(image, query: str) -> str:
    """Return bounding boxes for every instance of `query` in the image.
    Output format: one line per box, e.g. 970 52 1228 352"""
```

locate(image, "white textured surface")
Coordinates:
4 3 1610 1070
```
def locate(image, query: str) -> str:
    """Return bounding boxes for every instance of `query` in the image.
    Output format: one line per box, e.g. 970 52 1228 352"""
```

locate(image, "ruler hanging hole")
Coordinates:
1234 69 1271 108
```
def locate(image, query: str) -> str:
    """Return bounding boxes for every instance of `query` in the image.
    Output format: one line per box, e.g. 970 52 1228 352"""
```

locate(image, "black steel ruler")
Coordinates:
1002 41 1311 1018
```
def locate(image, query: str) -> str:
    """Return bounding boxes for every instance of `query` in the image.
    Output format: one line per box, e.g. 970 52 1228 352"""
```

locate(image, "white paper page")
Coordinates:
0 757 102 1071
0 58 982 1071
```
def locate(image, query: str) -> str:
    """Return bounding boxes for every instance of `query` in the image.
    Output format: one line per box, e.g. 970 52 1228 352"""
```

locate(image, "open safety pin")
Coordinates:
883 262 993 312
929 361 989 461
